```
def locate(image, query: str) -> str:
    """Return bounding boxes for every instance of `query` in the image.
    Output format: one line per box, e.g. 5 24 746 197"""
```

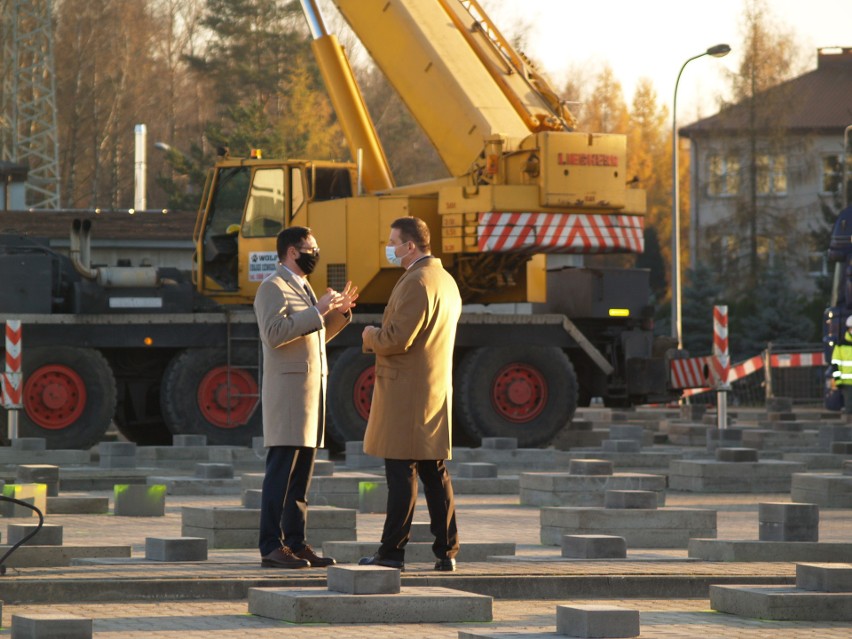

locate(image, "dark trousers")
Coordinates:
378 458 459 562
258 445 316 556
842 385 852 414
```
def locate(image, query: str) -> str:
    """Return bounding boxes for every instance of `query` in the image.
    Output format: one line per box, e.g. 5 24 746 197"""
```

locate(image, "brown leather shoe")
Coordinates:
294 544 336 567
261 546 310 569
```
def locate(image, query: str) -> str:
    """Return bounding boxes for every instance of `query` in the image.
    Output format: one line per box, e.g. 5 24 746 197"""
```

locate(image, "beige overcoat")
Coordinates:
362 257 462 460
254 264 349 448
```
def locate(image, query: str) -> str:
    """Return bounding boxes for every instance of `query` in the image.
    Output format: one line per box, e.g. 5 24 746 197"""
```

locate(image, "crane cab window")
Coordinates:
242 168 286 237
291 167 304 220
311 167 352 202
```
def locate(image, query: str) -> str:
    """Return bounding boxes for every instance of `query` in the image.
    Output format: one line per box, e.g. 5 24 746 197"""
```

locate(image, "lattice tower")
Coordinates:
1 0 60 208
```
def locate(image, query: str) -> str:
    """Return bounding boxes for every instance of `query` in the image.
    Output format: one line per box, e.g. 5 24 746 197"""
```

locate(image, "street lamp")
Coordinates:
671 43 731 349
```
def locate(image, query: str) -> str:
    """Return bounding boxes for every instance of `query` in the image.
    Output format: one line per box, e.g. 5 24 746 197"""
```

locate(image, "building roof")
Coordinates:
0 209 197 243
682 47 852 138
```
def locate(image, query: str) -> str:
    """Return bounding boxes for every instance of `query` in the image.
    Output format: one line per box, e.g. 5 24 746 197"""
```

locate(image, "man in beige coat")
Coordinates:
359 216 462 572
254 226 356 569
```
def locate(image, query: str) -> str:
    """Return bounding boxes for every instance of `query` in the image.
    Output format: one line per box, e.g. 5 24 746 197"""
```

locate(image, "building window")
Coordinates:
822 154 852 195
809 251 828 278
708 153 740 196
756 154 787 196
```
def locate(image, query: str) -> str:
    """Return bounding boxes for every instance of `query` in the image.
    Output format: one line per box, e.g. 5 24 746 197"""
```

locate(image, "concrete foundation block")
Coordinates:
10 438 46 451
410 521 432 542
791 473 852 508
604 490 657 509
556 604 640 638
7 523 62 546
99 455 136 469
831 441 852 454
819 424 852 451
344 441 384 469
11 613 93 638
113 484 166 517
358 480 388 513
668 460 805 493
172 434 207 447
562 534 627 559
248 586 492 623
797 563 852 592
520 472 666 507
1 483 47 518
194 463 234 479
481 437 517 450
710 584 852 620
688 539 852 562
706 428 744 451
326 565 401 594
716 447 759 462
844 460 852 476
145 536 208 561
602 439 641 453
568 459 613 476
758 503 818 542
456 462 498 478
16 465 59 497
608 425 644 442
242 489 261 509
99 441 136 456
46 496 109 515
147 475 241 496
681 404 706 420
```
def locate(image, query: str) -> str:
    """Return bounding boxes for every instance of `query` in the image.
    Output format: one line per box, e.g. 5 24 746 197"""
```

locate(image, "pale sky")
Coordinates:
478 0 852 125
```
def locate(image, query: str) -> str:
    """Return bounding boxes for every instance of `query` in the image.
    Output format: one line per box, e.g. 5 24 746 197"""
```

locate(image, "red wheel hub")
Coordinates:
197 366 258 428
353 366 375 421
491 362 548 423
23 364 87 429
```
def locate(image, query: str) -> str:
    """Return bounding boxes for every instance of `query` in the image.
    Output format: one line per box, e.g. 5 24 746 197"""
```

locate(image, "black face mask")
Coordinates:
295 251 320 275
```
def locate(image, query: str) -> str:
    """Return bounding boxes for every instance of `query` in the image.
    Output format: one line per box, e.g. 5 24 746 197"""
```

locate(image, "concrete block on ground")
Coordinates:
481 437 517 450
173 434 207 447
248 586 492 623
410 521 432 542
326 565 400 594
568 459 613 476
145 536 208 561
2 544 131 568
450 476 520 495
663 421 708 446
456 462 498 478
46 496 109 515
194 463 234 479
766 397 794 413
688 539 852 562
608 425 645 442
797 563 852 592
556 603 640 638
710 584 852 620
791 473 852 508
10 438 46 451
99 454 137 469
845 460 852 476
15 465 59 497
716 447 759 462
99 442 137 468
541 507 716 548
706 428 744 451
113 484 166 517
604 490 657 509
819 424 852 451
7 523 62 546
11 613 92 638
831 441 852 454
242 489 261 509
668 459 806 493
1 483 47 518
681 404 706 420
759 502 818 542
602 439 641 453
520 472 666 507
322 540 514 563
358 480 388 513
562 534 627 559
147 475 241 496
344 441 383 469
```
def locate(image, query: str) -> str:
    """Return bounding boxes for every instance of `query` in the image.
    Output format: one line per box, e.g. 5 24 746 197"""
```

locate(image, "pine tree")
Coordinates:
681 262 722 356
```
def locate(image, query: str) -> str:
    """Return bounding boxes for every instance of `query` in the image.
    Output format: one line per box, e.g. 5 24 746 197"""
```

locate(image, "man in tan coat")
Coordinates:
359 216 462 572
254 226 357 569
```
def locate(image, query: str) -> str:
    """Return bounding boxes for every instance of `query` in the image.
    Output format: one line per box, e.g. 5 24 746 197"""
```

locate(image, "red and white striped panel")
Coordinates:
709 305 729 385
2 320 23 408
477 212 644 254
670 356 711 389
1 372 22 408
728 354 764 383
770 352 824 368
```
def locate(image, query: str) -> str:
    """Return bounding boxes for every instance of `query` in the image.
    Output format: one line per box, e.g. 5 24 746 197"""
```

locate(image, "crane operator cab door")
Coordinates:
196 163 305 305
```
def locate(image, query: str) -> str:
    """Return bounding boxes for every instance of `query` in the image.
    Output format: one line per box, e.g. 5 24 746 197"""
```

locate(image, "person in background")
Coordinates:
831 315 852 414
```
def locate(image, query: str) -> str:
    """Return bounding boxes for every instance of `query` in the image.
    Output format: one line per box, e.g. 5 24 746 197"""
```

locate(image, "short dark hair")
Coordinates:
391 217 430 253
276 226 311 259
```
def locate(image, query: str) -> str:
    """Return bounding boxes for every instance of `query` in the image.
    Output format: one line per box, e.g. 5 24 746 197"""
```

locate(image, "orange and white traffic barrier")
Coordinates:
1 319 22 439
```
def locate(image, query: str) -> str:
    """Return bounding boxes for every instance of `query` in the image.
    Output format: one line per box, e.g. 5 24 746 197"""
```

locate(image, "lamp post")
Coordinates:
671 44 731 349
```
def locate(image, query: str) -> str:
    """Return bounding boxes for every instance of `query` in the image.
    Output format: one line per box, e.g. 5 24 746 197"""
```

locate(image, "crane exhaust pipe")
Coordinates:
69 219 159 287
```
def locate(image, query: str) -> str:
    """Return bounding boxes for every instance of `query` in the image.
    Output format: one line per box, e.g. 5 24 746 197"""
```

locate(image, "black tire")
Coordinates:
455 345 577 447
0 346 116 449
160 347 261 446
326 347 376 447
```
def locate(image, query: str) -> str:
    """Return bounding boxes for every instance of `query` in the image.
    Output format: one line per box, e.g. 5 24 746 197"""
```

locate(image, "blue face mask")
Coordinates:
385 243 408 267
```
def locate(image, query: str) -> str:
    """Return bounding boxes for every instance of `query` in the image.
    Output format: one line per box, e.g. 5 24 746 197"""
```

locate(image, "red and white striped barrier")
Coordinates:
670 356 712 389
709 305 730 386
1 319 23 408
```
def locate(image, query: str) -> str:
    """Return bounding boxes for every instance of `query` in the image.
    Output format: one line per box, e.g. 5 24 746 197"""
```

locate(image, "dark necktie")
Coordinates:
303 282 317 305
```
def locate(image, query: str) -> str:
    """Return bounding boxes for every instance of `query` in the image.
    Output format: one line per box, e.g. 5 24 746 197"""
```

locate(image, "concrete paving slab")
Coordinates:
689 539 852 561
247 586 492 623
0 544 131 567
797 563 852 592
46 496 109 514
710 584 852 620
11 612 93 638
326 565 400 594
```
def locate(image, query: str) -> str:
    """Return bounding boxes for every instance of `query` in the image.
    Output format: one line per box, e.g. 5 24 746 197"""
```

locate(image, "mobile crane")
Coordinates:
0 0 678 450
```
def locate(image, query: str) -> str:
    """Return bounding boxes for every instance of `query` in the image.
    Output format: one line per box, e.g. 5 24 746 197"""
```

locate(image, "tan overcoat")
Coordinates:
362 257 462 460
254 264 349 448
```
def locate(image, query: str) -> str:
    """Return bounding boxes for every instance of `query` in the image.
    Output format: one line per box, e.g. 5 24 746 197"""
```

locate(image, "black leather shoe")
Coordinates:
358 553 404 570
434 557 456 572
261 546 311 569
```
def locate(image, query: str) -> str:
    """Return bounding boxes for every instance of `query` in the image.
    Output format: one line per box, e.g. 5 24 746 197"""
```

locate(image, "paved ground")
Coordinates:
0 435 851 636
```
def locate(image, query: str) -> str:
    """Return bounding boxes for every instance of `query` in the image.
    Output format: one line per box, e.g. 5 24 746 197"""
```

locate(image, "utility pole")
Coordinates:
0 0 61 209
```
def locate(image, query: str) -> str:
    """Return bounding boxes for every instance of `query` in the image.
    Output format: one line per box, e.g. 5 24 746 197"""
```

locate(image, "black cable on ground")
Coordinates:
0 495 45 575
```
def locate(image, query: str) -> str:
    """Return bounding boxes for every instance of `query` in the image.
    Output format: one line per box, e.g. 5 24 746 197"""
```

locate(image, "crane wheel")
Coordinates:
0 346 116 449
160 347 261 446
326 347 375 448
455 345 577 447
